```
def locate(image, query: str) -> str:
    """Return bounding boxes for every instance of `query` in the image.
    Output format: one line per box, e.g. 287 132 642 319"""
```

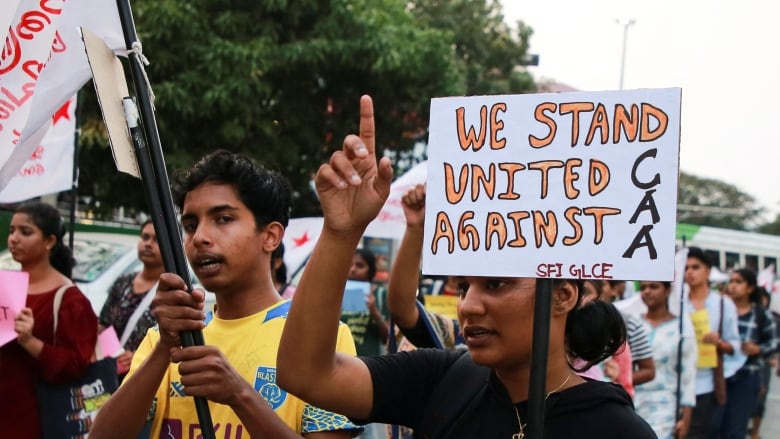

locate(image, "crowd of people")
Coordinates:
1 95 780 438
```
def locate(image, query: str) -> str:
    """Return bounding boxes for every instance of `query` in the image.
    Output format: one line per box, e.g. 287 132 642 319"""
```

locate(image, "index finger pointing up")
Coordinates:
359 95 375 155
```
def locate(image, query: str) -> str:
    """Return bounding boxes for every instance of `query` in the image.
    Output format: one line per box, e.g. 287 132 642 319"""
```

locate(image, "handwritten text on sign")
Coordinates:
0 270 29 347
422 89 681 280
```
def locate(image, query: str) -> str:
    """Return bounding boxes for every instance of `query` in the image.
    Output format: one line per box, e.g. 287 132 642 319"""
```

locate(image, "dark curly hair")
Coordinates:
556 278 627 371
173 150 292 229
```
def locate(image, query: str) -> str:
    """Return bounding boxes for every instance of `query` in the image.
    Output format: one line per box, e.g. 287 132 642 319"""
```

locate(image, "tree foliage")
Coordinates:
757 213 780 236
677 171 764 230
76 0 536 218
409 0 535 95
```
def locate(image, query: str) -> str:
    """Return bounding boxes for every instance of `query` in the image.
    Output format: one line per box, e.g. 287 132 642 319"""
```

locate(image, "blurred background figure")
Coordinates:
603 280 627 302
634 280 696 439
343 248 389 439
98 220 163 380
271 242 295 299
1 202 98 438
750 286 778 439
715 268 776 439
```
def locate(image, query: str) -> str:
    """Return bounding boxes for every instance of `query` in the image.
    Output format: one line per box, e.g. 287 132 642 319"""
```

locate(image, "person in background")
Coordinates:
90 150 359 438
597 279 656 386
602 278 656 386
715 269 776 439
437 275 467 296
271 242 296 299
603 280 627 302
276 95 656 438
1 202 98 438
750 286 778 439
386 184 462 352
99 219 163 380
344 248 389 439
384 184 464 439
684 247 743 439
342 248 390 356
634 281 697 439
577 280 635 396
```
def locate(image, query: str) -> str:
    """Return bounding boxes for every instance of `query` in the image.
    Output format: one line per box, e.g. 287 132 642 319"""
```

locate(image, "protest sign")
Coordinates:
97 326 123 360
0 270 29 347
341 280 371 313
423 89 681 280
424 295 459 321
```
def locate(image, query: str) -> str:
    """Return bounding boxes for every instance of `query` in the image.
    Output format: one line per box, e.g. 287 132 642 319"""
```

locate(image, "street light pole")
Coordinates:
617 17 635 89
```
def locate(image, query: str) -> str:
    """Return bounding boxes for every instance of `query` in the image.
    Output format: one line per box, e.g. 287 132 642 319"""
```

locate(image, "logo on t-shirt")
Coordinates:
159 419 182 438
254 366 287 410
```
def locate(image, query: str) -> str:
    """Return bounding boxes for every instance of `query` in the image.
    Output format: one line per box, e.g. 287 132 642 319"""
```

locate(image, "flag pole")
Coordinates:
122 97 217 439
675 239 687 429
68 92 84 251
526 278 553 439
114 1 214 436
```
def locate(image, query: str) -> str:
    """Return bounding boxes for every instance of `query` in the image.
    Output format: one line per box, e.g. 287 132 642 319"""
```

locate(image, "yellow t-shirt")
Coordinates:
127 300 359 437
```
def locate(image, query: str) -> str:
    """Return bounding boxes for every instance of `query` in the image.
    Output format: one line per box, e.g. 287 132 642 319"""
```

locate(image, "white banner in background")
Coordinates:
364 160 428 240
0 0 24 43
0 96 75 203
0 0 124 191
0 0 66 159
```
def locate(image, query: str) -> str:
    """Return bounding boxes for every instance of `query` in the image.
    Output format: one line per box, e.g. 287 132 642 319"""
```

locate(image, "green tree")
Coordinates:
677 172 764 230
77 0 536 218
757 212 780 235
80 0 462 217
385 0 536 174
410 0 535 95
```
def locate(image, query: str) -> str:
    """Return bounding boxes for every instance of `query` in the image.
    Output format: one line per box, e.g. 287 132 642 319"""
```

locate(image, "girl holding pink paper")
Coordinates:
0 202 98 438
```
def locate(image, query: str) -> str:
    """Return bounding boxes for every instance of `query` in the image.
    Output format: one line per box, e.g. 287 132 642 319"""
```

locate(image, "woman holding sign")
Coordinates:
277 96 656 438
98 219 163 381
0 202 98 438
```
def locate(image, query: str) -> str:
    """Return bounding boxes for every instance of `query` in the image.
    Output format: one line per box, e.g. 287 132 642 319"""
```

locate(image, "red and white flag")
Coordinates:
0 96 75 203
0 1 24 41
0 0 124 192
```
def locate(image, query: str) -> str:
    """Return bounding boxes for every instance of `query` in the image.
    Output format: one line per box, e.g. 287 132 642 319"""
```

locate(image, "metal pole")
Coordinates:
68 92 83 251
617 18 635 90
526 278 554 438
675 239 688 427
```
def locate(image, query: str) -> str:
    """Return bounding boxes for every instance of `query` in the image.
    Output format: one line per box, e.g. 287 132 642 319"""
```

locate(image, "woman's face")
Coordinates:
7 213 53 266
457 276 538 369
137 223 162 268
727 273 752 300
347 253 372 282
639 281 670 310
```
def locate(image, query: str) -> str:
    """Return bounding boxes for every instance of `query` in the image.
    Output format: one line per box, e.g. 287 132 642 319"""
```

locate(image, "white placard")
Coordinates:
81 27 138 178
422 88 681 281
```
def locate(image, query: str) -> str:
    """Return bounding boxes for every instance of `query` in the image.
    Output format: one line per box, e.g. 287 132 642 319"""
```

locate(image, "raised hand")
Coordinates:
401 184 426 228
315 95 393 236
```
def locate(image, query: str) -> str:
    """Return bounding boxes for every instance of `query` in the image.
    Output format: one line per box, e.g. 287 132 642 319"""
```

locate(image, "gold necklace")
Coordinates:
512 374 572 439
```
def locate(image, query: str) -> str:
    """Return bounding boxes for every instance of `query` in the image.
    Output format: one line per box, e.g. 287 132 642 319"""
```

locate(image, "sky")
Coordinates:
501 0 780 221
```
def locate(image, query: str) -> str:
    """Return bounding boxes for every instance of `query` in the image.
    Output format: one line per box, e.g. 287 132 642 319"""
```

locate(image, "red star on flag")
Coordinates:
52 100 72 125
293 232 310 247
